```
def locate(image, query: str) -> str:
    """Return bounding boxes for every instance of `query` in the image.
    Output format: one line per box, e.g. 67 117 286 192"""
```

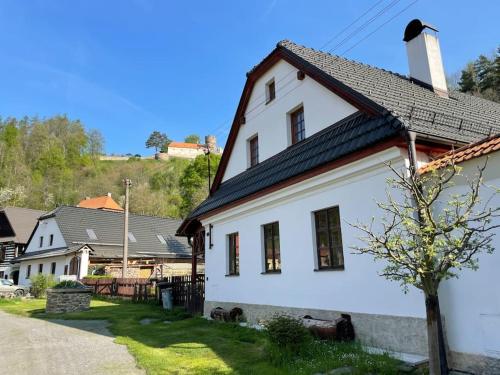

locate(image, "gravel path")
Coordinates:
0 310 145 375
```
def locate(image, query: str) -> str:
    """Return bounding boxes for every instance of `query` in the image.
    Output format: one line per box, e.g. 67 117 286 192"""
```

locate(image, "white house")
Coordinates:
177 20 500 374
14 206 193 284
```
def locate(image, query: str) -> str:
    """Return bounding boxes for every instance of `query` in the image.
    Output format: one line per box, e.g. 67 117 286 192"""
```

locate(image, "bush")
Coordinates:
29 274 56 298
264 314 311 364
84 275 113 280
53 280 87 289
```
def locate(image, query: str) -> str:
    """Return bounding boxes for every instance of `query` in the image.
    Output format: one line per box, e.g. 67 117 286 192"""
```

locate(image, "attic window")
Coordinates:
156 234 167 244
248 135 259 167
266 79 276 104
128 232 137 243
86 229 98 240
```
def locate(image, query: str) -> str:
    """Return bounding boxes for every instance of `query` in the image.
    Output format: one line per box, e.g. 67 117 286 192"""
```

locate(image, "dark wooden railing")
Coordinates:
82 274 205 312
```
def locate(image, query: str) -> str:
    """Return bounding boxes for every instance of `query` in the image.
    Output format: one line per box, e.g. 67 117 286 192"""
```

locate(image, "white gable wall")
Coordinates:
222 60 358 182
25 217 66 253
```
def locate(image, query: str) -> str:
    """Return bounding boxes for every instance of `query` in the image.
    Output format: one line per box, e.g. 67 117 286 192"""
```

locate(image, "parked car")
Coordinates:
0 279 30 296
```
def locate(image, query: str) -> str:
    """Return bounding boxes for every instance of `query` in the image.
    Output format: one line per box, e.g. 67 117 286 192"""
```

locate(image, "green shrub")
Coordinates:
54 280 86 289
29 274 56 298
83 275 113 280
264 314 311 364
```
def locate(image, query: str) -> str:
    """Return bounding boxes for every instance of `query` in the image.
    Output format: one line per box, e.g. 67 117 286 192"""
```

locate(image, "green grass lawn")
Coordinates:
0 298 407 375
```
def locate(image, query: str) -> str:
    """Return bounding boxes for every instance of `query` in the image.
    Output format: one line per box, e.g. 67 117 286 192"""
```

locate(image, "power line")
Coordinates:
208 0 417 142
328 0 402 53
339 0 420 56
206 2 394 138
320 0 386 50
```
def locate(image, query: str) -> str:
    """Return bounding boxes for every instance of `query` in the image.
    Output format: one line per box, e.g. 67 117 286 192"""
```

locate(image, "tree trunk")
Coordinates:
425 293 448 375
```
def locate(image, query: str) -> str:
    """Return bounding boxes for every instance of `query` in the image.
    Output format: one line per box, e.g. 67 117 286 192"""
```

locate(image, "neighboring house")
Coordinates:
77 193 124 211
13 206 193 285
0 207 45 283
177 20 500 374
163 135 223 160
99 135 223 161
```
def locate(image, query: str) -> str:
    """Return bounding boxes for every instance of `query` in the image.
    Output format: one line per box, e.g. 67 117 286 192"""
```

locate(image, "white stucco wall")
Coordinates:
222 59 358 181
18 249 90 286
25 217 66 253
438 152 500 359
204 147 427 318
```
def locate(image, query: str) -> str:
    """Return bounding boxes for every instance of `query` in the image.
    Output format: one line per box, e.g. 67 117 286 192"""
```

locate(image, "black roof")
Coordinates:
40 206 191 259
185 112 401 221
178 40 500 233
278 41 500 143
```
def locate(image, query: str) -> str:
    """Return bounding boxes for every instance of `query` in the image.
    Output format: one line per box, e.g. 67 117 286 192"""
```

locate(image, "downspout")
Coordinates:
405 130 449 374
407 130 419 175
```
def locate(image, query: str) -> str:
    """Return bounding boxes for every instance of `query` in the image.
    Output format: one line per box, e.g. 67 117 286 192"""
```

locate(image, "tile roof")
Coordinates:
11 245 84 262
41 206 191 259
168 142 201 149
77 195 124 211
0 207 46 244
419 134 500 174
178 40 500 234
278 40 500 143
184 112 402 223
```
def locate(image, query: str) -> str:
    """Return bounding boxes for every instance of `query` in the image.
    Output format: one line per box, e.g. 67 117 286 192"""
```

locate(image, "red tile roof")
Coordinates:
419 134 500 174
77 195 124 211
168 142 201 149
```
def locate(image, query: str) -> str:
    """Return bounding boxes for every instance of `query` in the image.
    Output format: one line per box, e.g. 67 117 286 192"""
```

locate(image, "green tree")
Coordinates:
458 62 477 93
179 153 221 217
87 129 105 164
351 162 499 375
146 131 170 153
184 134 200 144
458 48 500 102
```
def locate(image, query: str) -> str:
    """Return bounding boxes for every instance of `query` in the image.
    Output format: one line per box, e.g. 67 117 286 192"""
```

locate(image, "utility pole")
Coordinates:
122 178 132 278
204 148 211 196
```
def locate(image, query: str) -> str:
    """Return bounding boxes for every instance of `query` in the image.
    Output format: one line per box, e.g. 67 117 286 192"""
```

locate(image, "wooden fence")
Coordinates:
82 277 153 301
82 275 205 311
156 274 205 307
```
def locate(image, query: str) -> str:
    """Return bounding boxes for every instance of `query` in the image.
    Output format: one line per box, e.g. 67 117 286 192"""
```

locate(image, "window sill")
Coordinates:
265 99 275 105
314 266 345 272
225 274 240 277
260 270 281 275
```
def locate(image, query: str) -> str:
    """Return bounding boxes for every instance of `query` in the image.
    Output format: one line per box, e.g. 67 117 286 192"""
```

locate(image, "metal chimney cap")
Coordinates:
403 19 438 42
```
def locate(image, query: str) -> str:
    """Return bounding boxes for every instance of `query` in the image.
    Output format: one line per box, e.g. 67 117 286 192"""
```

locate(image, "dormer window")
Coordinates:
266 79 275 104
290 106 305 144
249 135 259 167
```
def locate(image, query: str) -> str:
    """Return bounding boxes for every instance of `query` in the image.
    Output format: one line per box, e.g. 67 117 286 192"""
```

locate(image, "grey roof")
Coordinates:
41 206 191 259
0 207 46 244
278 40 500 143
11 245 84 262
186 112 401 220
179 40 500 232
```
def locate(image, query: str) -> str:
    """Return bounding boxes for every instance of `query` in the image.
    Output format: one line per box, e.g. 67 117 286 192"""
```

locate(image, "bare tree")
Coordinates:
351 159 499 375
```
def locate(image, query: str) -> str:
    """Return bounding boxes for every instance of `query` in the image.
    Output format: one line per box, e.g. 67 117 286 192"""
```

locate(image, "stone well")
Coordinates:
46 288 92 314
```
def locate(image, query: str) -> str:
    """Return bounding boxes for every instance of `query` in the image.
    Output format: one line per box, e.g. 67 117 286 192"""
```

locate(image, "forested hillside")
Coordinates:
0 116 220 218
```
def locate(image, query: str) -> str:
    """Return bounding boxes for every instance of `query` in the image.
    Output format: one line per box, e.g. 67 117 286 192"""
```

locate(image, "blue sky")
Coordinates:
1 0 498 155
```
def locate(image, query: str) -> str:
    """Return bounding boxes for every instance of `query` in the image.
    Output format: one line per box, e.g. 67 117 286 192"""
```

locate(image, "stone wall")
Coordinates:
46 288 92 314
